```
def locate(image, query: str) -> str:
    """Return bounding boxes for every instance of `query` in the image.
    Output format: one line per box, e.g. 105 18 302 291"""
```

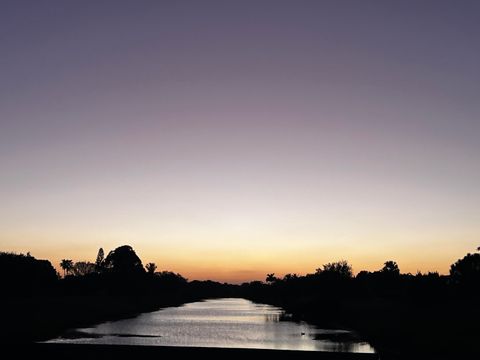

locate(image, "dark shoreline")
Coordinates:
244 294 480 359
0 294 200 343
18 343 380 360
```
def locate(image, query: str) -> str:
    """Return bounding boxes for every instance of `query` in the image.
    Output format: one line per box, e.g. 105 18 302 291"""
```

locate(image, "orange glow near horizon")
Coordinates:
40 251 467 284
2 194 478 283
1 201 477 283
3 234 473 283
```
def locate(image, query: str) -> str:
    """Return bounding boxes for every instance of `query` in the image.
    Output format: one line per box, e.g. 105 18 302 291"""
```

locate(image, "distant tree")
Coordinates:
104 245 145 275
283 273 298 281
155 271 188 288
382 261 400 275
72 261 96 276
60 259 74 277
356 270 371 279
145 262 157 275
266 273 277 284
95 248 105 272
416 271 440 279
316 260 353 279
450 252 480 286
243 280 264 290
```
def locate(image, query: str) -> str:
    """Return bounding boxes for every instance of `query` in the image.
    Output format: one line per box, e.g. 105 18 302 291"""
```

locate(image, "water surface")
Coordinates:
50 298 374 353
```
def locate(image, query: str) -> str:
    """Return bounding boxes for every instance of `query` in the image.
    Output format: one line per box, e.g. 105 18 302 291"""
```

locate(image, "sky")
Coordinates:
1 0 480 283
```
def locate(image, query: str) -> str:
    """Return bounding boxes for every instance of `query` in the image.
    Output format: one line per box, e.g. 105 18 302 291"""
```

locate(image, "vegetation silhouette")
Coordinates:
104 245 145 275
60 259 73 277
72 261 96 276
1 245 480 359
145 262 157 275
381 261 400 275
0 245 236 346
449 251 480 290
0 252 57 295
240 252 480 358
95 247 105 272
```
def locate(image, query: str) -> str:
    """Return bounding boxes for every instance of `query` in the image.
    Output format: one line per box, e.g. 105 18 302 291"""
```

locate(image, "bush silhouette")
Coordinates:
0 252 57 295
72 261 96 276
382 261 400 275
450 252 480 289
316 260 353 279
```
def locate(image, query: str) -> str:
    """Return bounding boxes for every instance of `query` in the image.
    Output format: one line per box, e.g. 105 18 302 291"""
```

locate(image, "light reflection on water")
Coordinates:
49 298 375 353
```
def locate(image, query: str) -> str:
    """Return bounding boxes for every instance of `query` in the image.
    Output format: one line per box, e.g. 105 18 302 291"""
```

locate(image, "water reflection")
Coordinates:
263 313 281 322
49 298 375 353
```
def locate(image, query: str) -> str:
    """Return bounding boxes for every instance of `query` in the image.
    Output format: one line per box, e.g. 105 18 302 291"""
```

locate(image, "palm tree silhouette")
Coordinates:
60 259 73 277
145 262 157 275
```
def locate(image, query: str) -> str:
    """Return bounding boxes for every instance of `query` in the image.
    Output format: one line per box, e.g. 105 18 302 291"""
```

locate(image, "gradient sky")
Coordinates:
1 1 480 283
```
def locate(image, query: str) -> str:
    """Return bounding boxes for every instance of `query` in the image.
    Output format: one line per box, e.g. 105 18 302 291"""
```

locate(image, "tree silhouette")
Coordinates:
266 273 277 284
104 245 144 275
382 261 400 275
72 261 96 276
155 271 188 288
60 259 73 277
316 260 353 279
283 273 298 281
145 262 157 274
95 248 104 272
1 252 57 295
450 252 480 286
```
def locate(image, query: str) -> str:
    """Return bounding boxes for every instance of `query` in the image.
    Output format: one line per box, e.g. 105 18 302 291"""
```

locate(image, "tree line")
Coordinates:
2 244 479 299
0 245 236 298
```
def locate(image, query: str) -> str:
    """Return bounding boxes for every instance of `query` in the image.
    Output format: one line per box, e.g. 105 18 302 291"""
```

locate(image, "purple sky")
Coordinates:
1 1 480 282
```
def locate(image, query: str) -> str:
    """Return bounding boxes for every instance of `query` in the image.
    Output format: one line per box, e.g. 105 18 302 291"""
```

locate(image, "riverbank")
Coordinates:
16 343 380 359
244 294 480 359
0 294 197 343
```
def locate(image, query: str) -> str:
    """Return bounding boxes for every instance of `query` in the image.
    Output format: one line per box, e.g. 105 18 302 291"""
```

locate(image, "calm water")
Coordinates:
49 298 375 353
